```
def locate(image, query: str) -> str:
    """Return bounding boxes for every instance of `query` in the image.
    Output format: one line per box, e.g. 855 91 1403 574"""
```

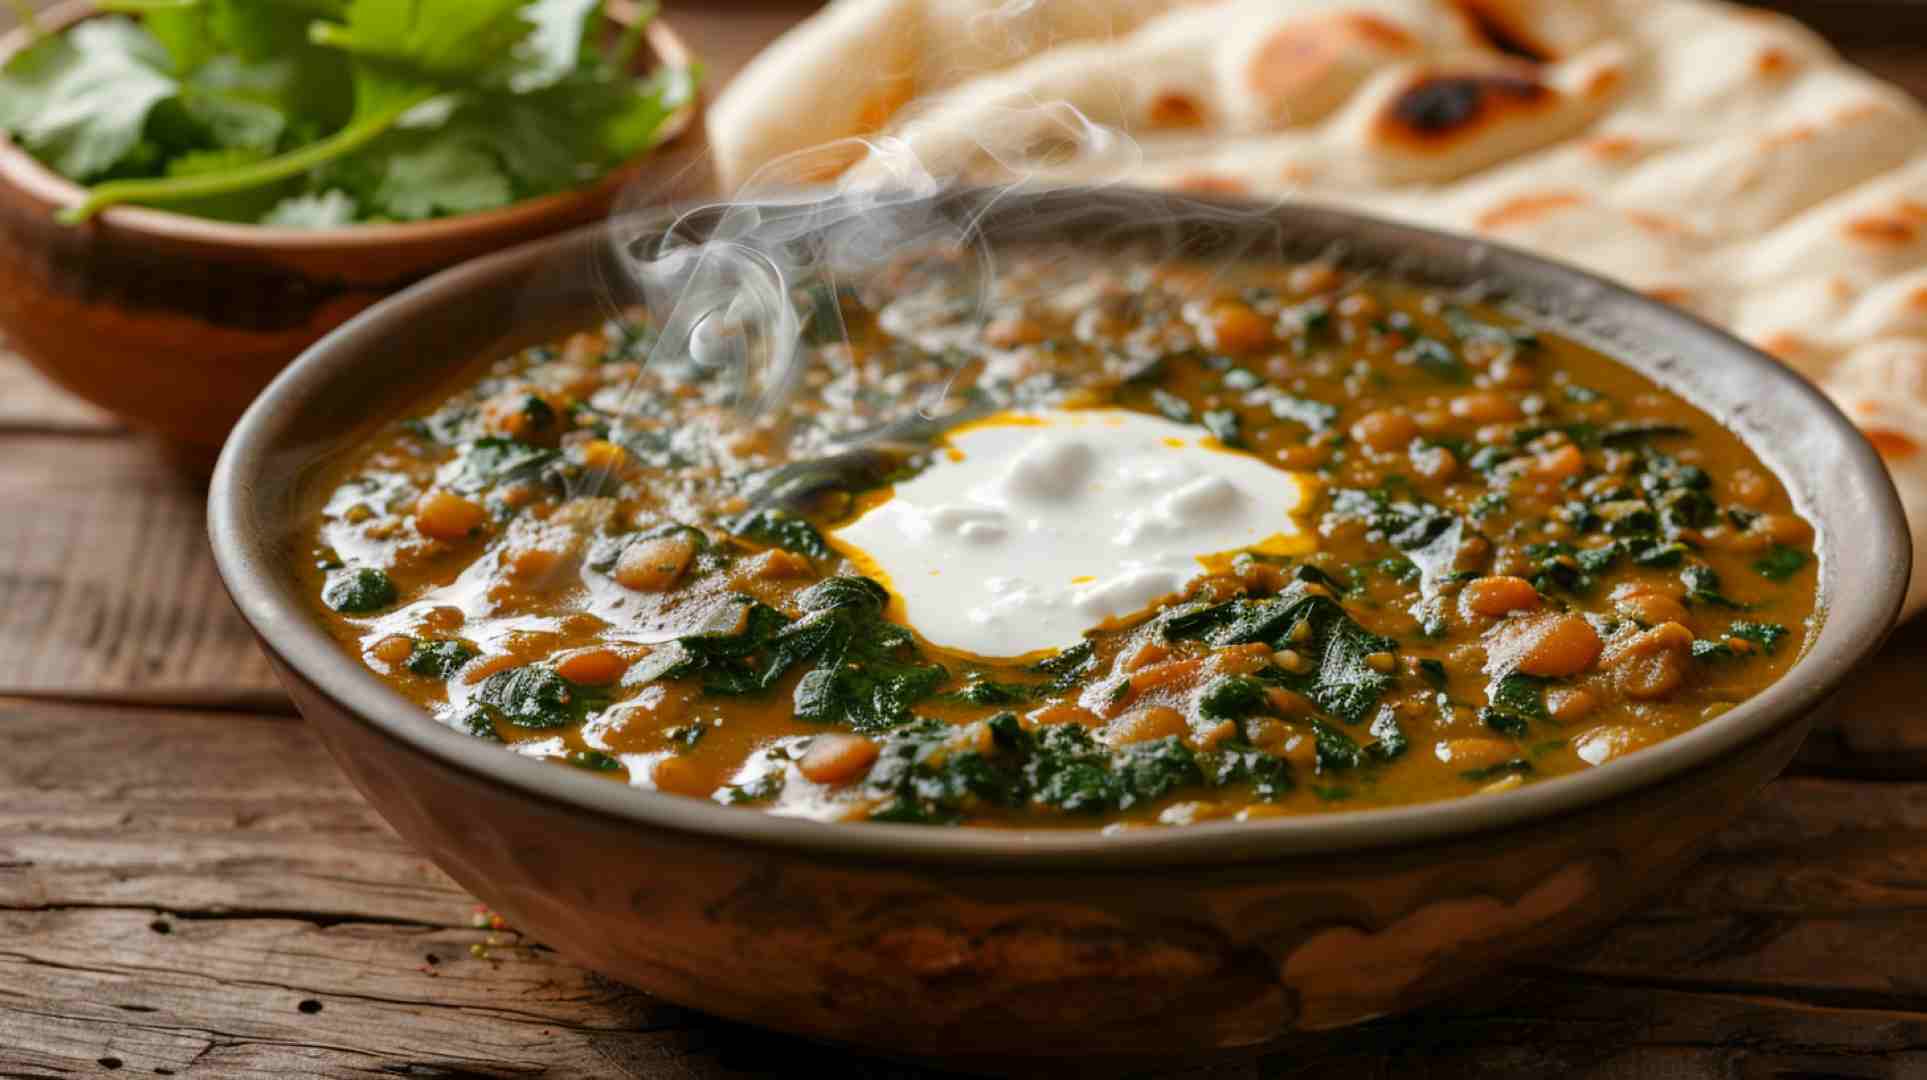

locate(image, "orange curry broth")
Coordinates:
297 247 1820 828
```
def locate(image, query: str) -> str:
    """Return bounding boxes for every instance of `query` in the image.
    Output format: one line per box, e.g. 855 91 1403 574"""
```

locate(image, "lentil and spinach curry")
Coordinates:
300 246 1819 828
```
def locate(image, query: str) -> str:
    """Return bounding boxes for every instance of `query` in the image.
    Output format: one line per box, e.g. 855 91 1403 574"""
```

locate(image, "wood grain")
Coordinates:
0 2 1923 1075
0 345 116 435
3 697 1927 1077
0 429 284 708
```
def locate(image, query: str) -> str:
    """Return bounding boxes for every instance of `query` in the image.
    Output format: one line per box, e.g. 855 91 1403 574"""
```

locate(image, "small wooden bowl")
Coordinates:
0 1 698 461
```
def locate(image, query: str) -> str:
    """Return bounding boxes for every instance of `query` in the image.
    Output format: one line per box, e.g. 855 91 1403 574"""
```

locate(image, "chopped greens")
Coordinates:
864 713 1290 824
1164 576 1399 724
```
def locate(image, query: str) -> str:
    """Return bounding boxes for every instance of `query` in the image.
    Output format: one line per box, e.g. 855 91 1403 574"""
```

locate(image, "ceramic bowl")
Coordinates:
209 188 1909 1061
0 1 696 461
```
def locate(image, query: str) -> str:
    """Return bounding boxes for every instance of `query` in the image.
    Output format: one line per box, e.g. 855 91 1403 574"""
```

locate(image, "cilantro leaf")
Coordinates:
311 0 535 83
510 0 603 92
262 188 359 227
0 18 179 180
362 128 513 219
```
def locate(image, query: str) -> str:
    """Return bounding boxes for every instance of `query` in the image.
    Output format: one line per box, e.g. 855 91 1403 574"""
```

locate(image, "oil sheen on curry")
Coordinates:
300 248 1820 828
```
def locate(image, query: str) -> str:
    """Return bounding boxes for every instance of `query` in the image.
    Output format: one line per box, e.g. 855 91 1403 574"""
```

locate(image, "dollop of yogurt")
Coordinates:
831 409 1314 658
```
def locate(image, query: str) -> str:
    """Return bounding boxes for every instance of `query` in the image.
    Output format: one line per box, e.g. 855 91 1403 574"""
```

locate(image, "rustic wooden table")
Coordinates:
3 4 1927 1077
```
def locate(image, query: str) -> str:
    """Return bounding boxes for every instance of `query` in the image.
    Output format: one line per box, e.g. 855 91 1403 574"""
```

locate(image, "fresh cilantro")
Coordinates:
11 0 697 224
0 18 178 180
261 188 359 227
1753 545 1810 582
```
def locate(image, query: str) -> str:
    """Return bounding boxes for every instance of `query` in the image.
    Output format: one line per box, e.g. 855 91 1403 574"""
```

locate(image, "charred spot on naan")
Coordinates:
1866 428 1920 459
1173 174 1249 196
1450 0 1551 62
1475 190 1587 230
1377 72 1556 148
1757 331 1815 363
1644 286 1697 307
1842 201 1927 248
1583 133 1643 162
1244 14 1419 128
1755 46 1801 78
1147 92 1207 129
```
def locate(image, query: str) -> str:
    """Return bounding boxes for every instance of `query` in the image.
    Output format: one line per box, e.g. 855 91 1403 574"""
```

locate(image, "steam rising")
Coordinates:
583 65 1296 500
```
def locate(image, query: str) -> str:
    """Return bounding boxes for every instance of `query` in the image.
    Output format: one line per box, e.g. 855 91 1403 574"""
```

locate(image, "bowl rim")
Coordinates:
0 0 696 251
209 188 1911 869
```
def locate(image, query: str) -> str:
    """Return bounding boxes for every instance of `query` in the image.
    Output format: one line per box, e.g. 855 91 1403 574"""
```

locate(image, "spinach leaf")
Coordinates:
1404 336 1468 382
1367 709 1408 762
442 437 560 494
943 680 1037 706
727 508 831 559
1309 719 1363 772
1461 759 1534 782
1481 673 1549 736
1166 578 1397 724
783 578 947 731
1729 621 1791 654
1197 675 1268 724
407 639 475 679
473 665 601 730
1681 564 1748 609
322 566 396 613
864 714 1293 823
1753 545 1810 582
1033 641 1098 694
566 749 621 772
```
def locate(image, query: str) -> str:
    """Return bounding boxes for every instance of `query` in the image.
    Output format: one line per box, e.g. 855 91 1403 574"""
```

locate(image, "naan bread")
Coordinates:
710 0 1927 614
